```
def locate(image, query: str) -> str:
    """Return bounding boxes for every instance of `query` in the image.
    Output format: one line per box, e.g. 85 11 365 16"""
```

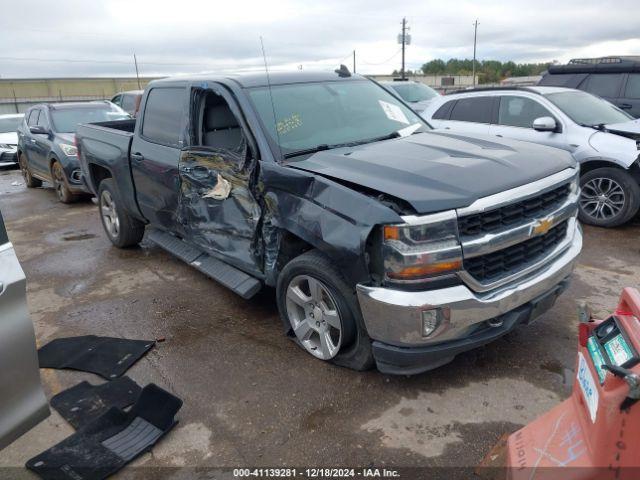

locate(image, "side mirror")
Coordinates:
29 125 49 135
532 116 557 132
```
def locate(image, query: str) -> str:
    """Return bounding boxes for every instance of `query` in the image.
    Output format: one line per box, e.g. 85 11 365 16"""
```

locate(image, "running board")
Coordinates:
147 230 262 299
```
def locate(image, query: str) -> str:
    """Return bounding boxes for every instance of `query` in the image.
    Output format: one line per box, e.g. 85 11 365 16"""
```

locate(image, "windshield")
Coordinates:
545 90 632 126
248 80 428 158
51 105 130 133
0 116 23 133
389 82 439 103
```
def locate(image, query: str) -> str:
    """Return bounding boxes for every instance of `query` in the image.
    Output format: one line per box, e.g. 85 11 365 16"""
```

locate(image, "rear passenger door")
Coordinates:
489 95 567 151
177 84 262 276
620 73 640 118
438 96 494 136
131 86 187 232
0 209 49 450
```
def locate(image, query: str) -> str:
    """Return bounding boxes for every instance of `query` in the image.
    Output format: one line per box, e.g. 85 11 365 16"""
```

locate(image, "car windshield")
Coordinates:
0 116 23 133
389 82 439 103
51 105 130 133
545 90 632 126
248 79 429 159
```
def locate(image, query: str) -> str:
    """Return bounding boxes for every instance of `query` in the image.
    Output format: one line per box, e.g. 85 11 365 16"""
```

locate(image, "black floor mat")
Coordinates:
38 335 155 379
51 377 142 430
26 384 182 480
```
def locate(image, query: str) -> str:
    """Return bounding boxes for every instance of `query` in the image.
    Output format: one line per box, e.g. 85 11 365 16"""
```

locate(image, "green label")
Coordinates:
587 336 607 384
604 333 634 367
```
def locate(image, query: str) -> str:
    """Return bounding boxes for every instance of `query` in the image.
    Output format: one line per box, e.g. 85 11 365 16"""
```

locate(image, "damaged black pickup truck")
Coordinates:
76 71 583 375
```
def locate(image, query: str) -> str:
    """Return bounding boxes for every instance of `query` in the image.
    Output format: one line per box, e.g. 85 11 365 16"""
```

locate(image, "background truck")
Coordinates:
76 70 583 375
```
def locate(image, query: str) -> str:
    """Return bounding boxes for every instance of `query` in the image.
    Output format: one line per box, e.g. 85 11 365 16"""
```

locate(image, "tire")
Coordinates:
18 152 42 188
276 249 374 371
579 167 640 228
98 178 145 248
51 160 78 204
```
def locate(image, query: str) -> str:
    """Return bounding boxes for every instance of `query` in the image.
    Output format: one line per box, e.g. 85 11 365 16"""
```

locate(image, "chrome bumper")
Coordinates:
356 221 582 347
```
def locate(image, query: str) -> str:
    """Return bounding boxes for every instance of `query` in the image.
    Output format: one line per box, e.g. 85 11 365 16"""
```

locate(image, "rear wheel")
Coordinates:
51 161 78 204
18 152 42 188
579 168 640 227
276 250 374 370
98 179 145 248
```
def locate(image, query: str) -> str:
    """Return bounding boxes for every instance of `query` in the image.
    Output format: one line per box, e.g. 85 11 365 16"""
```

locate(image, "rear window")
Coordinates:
538 73 587 88
432 100 455 120
583 74 623 98
122 94 139 112
142 88 186 146
625 74 640 99
449 96 493 123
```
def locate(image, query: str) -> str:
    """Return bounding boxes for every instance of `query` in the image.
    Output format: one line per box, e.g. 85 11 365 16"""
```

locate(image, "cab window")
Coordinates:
583 74 623 98
498 96 553 128
141 87 186 147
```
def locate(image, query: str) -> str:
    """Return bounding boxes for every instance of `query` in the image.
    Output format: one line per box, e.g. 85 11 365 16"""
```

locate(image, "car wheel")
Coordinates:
276 250 374 370
51 161 78 204
18 153 42 188
98 178 145 248
579 167 640 228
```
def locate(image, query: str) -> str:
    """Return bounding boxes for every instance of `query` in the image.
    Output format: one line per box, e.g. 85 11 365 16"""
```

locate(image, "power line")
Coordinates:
360 49 402 65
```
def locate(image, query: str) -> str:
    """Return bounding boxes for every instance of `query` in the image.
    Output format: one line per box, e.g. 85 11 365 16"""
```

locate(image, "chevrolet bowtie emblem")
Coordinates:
533 217 554 235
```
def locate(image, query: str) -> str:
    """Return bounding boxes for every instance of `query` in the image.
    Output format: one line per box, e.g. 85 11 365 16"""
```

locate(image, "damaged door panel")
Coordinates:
178 85 262 276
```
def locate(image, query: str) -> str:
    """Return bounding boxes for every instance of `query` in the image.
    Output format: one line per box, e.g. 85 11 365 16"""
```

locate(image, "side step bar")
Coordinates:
148 230 262 299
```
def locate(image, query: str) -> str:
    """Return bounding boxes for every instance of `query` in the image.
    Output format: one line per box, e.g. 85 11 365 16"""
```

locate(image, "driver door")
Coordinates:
177 84 262 276
0 209 49 450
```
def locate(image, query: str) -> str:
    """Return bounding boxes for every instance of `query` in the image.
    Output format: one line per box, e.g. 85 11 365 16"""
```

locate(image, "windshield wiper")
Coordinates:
283 144 332 159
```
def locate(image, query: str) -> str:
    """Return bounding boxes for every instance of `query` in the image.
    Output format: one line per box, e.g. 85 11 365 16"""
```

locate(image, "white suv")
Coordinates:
423 86 640 227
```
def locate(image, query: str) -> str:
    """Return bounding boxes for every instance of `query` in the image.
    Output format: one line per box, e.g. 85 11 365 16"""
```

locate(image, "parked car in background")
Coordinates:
76 71 581 375
16 102 130 203
380 80 440 113
0 208 49 450
110 90 143 116
539 56 640 118
0 113 24 167
423 86 640 227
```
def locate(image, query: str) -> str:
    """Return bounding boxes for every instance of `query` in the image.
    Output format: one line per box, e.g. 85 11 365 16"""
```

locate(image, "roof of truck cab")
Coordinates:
149 70 365 88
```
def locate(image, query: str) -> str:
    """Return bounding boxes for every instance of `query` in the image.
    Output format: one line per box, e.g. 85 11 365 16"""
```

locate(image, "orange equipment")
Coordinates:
506 287 640 480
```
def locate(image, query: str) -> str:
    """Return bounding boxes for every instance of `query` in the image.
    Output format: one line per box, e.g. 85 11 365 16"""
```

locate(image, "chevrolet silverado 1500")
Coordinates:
76 70 582 375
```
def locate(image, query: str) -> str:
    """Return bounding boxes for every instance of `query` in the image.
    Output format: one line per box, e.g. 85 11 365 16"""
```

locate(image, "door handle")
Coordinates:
131 152 145 161
619 103 632 109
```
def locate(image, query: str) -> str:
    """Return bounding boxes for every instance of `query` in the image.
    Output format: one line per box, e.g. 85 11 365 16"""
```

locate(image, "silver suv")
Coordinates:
423 86 640 227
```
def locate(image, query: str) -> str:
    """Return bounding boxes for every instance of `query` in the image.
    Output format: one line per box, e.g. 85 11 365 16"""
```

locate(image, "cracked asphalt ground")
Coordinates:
1 166 639 479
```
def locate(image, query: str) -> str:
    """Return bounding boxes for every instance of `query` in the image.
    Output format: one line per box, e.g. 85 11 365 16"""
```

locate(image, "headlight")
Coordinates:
0 144 12 150
382 210 462 283
59 143 78 156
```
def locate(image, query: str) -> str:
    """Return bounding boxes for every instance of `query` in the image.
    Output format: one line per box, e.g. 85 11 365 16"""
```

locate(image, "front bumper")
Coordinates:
356 221 582 375
0 149 18 166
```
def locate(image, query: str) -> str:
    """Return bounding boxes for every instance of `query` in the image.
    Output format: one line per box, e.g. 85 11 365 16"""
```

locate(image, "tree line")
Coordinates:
393 58 553 84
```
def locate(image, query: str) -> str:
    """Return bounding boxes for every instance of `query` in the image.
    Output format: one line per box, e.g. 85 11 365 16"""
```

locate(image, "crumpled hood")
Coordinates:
0 132 18 146
290 131 575 214
604 118 640 136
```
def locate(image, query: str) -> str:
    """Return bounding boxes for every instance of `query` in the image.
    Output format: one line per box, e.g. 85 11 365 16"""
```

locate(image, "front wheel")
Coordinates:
51 161 78 204
579 168 640 227
98 178 145 248
276 250 374 370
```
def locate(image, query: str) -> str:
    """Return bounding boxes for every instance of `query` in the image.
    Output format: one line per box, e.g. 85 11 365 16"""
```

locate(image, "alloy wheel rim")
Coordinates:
100 190 120 238
53 164 65 200
285 275 343 360
580 177 626 221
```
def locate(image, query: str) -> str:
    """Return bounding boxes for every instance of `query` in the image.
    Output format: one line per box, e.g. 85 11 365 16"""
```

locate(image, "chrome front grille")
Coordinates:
463 220 568 283
456 168 579 292
458 183 571 237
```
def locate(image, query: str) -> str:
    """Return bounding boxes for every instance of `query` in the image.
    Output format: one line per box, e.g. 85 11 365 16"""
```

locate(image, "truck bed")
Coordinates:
76 119 142 220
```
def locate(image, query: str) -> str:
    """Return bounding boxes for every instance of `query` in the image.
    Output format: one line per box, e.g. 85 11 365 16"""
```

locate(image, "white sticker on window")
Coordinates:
379 100 410 124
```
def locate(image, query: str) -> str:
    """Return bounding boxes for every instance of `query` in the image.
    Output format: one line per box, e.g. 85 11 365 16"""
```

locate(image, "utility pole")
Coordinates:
353 50 356 74
472 19 479 87
401 17 407 80
133 53 141 89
